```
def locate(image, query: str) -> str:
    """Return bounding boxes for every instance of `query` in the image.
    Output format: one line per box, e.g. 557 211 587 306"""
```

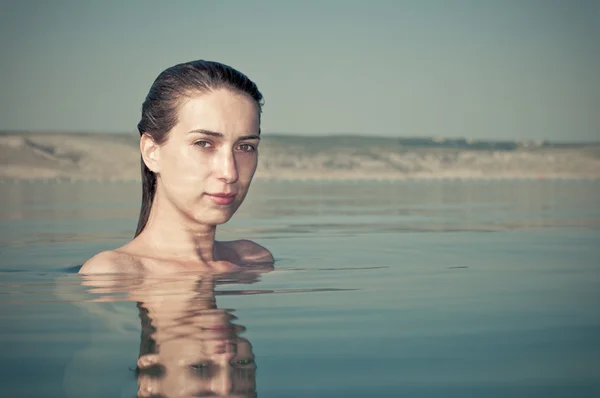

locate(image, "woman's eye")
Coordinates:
237 143 256 152
194 140 213 148
236 358 255 366
190 362 211 370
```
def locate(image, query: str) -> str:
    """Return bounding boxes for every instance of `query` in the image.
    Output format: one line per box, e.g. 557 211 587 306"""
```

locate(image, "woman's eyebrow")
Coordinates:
238 134 261 141
187 129 223 137
187 129 260 141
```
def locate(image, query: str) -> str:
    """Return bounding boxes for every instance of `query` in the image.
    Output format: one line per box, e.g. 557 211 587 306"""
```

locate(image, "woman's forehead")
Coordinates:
175 89 260 136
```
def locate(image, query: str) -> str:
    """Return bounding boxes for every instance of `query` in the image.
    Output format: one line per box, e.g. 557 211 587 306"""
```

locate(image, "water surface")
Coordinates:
1 180 599 397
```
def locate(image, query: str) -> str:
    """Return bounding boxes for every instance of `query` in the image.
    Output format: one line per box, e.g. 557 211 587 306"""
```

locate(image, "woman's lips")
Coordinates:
205 193 235 205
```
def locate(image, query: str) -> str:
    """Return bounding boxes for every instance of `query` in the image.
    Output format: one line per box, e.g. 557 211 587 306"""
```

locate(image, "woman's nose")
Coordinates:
213 149 238 183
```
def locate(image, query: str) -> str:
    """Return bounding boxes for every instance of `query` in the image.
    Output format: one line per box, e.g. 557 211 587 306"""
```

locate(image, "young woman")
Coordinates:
80 60 273 274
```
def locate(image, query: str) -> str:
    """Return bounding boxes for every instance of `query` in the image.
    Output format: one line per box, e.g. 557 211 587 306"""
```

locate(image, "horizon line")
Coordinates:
1 129 598 145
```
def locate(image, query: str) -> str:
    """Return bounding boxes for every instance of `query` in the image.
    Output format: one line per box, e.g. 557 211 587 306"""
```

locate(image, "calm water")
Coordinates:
1 180 599 397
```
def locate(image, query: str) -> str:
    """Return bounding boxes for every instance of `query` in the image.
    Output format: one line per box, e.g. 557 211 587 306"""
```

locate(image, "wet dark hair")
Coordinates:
134 60 264 237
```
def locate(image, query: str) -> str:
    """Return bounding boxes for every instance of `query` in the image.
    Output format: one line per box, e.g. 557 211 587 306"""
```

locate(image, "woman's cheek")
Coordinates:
178 150 210 180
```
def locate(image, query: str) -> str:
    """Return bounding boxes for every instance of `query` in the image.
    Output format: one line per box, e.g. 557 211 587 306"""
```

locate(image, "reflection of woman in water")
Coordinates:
80 60 273 274
76 271 261 397
133 275 257 397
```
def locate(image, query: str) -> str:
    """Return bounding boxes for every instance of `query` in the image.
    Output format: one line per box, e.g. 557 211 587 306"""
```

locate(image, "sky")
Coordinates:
0 0 599 142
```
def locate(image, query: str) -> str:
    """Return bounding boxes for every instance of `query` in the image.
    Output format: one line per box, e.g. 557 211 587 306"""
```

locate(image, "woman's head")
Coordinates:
135 60 264 237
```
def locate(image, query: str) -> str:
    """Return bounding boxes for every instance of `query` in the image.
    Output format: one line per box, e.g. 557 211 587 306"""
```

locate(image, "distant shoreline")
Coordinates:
2 176 599 184
2 131 599 181
2 130 599 147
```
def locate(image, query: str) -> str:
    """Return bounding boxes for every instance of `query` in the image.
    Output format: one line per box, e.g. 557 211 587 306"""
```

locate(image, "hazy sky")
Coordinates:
1 0 599 141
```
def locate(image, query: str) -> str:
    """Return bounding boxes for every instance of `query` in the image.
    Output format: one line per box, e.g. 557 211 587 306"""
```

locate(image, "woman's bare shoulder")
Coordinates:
220 239 274 264
79 249 142 274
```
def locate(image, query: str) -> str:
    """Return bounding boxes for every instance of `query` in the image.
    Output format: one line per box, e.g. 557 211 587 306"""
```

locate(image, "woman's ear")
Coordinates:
140 134 161 173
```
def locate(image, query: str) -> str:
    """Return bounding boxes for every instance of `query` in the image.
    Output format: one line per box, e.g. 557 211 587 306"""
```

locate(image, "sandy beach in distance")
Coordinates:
1 131 600 181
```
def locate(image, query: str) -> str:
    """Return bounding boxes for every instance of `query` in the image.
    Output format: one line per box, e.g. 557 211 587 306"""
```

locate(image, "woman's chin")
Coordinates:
195 211 234 226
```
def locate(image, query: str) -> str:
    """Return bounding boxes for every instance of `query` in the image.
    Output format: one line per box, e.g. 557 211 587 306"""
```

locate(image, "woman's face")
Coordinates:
153 88 260 226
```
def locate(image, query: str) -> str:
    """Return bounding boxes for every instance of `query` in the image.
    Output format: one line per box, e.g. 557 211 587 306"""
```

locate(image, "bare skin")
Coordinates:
79 89 273 274
80 240 273 274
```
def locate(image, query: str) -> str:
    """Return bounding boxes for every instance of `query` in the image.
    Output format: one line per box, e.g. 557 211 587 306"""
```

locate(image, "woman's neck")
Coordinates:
137 193 218 263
